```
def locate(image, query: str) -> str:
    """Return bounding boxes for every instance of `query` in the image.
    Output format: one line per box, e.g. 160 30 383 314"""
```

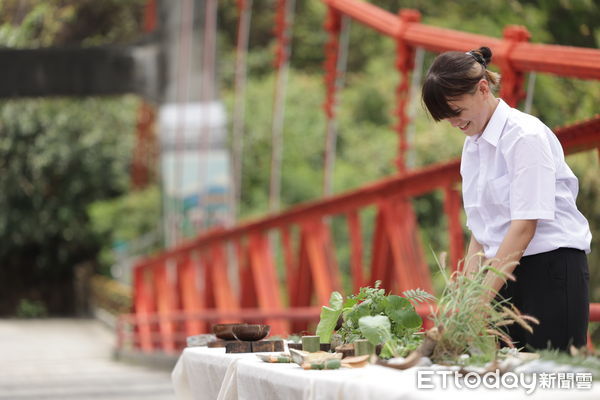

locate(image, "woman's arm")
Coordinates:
481 219 537 302
463 234 484 277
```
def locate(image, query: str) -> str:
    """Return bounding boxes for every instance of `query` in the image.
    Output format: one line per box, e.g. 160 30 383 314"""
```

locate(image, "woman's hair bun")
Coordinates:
477 46 492 65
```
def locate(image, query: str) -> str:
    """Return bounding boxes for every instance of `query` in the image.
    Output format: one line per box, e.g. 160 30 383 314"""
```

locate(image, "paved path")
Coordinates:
0 319 176 400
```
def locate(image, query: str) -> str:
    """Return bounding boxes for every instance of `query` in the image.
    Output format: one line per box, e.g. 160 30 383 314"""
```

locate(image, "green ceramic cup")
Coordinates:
354 339 375 356
302 335 321 353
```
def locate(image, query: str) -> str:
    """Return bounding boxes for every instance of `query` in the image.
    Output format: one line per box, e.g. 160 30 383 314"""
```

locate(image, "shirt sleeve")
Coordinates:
506 133 556 220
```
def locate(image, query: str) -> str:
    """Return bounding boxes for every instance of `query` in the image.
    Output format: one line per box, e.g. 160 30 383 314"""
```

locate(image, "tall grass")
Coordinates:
430 252 539 364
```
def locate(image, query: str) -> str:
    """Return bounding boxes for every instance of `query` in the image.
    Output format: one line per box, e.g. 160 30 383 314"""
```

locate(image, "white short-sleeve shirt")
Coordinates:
460 98 591 259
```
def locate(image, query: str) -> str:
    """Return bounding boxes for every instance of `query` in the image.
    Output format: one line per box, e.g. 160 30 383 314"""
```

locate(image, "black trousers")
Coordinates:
496 247 590 351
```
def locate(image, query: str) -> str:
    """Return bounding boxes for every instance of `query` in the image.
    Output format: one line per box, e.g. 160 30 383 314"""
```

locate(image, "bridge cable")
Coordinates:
171 0 195 245
231 0 253 224
269 0 296 213
323 15 351 197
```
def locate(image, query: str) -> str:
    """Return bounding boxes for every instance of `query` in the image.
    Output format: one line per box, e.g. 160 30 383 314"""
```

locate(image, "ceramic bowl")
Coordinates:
212 323 244 340
232 324 271 341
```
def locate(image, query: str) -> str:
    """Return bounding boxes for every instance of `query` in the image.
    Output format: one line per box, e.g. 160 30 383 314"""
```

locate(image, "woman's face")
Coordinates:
444 80 492 137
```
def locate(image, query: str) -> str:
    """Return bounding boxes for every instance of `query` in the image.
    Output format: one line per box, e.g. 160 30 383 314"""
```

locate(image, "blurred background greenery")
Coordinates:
0 0 598 349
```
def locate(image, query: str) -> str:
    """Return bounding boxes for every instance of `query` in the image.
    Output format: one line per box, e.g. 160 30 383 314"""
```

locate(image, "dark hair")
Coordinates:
422 46 500 121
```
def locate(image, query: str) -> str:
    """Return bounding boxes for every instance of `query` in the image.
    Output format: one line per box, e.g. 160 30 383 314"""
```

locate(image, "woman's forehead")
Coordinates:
449 91 479 106
447 96 469 108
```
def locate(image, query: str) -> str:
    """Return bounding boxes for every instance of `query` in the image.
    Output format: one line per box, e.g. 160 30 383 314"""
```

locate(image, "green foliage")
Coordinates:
340 282 429 343
15 299 48 318
88 185 162 274
0 0 145 48
0 96 137 314
357 314 422 359
0 0 144 315
402 288 437 304
431 255 538 364
0 1 76 47
0 97 137 265
316 282 435 358
315 291 344 344
223 71 328 217
358 315 392 346
90 275 132 315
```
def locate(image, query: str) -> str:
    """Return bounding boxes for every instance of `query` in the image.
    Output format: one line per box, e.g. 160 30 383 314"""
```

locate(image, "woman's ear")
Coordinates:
478 79 490 95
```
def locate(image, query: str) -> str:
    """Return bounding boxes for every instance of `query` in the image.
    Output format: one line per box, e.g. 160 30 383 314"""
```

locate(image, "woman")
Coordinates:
422 47 592 351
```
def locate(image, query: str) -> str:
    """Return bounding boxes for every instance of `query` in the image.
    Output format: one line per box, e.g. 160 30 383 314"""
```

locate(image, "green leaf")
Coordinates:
384 295 411 311
397 308 423 329
315 291 344 344
348 300 372 325
384 295 422 329
383 295 410 323
401 289 436 304
358 315 392 346
329 291 344 310
343 297 358 309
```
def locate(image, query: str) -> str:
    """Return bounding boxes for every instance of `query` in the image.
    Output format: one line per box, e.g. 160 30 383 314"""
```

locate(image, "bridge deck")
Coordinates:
0 319 175 400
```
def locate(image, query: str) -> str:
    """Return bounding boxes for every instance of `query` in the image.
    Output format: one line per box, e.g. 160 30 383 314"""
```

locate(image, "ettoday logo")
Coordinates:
416 369 593 394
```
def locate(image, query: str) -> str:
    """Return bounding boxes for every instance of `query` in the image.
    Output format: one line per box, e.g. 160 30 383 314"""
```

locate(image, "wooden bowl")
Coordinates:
212 323 244 340
232 324 271 341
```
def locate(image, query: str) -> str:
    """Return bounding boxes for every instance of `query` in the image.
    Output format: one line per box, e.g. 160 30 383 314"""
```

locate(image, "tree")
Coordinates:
0 0 144 315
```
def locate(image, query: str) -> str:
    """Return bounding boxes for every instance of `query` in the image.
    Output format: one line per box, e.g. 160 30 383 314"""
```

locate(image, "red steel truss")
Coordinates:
123 0 600 353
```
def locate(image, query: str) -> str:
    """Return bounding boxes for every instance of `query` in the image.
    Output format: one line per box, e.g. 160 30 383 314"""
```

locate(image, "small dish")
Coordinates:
232 324 271 341
213 323 244 340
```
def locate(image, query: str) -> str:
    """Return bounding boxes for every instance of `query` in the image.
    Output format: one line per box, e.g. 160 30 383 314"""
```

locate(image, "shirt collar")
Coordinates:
465 98 508 147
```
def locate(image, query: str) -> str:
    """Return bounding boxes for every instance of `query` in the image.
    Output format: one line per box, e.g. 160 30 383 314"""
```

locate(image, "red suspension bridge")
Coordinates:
122 0 600 354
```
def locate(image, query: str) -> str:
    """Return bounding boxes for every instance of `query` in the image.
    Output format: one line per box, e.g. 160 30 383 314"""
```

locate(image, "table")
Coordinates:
172 347 599 400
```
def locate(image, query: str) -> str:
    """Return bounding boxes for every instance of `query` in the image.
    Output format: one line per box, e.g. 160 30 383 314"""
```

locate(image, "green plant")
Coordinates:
90 275 132 315
358 315 403 359
431 252 538 364
16 299 48 318
378 253 541 370
315 282 435 358
88 185 162 275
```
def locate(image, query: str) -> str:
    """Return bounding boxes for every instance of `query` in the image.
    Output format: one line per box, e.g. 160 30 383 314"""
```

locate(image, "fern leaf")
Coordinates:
402 288 436 304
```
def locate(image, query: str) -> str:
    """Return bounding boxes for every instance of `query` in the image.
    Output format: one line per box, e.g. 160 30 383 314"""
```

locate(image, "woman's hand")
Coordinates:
463 234 484 278
481 219 537 303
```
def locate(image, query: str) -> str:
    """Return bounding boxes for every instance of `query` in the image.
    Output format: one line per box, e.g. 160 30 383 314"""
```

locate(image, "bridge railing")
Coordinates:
125 0 600 354
125 115 600 354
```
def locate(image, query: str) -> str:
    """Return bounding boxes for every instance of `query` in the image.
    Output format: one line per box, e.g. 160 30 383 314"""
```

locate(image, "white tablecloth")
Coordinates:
172 347 599 400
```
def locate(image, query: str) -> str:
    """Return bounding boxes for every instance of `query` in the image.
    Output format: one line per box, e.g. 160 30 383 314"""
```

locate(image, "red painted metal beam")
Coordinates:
556 115 600 155
303 220 337 306
346 210 364 292
381 199 419 292
207 245 239 315
153 261 177 352
322 0 397 37
133 267 155 352
237 239 257 308
247 233 288 333
511 43 600 79
178 255 206 335
280 226 298 305
323 0 600 80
